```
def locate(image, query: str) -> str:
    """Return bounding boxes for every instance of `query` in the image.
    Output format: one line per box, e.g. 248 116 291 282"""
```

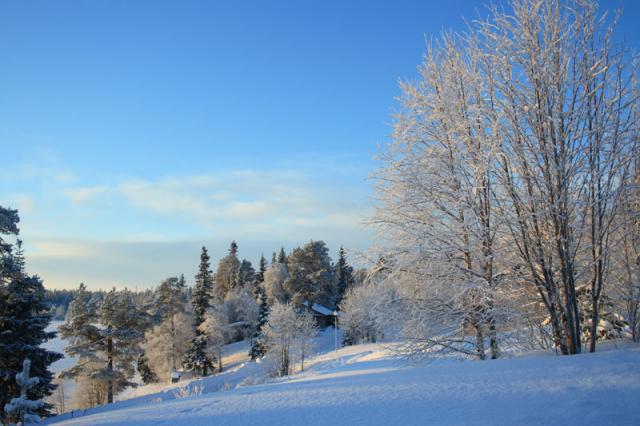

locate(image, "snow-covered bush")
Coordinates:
4 359 44 425
262 302 317 376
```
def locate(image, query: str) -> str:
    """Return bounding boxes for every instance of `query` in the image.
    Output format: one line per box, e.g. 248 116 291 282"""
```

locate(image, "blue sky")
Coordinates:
1 0 638 290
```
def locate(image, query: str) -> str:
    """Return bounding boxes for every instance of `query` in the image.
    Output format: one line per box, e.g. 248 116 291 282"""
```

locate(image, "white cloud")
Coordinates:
5 194 34 214
63 186 108 204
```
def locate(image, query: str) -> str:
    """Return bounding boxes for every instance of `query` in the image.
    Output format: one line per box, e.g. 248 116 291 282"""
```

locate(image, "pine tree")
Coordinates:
99 288 143 403
60 285 142 406
183 247 215 376
0 206 62 422
284 241 335 307
4 358 43 425
214 241 241 300
141 275 192 381
335 246 354 309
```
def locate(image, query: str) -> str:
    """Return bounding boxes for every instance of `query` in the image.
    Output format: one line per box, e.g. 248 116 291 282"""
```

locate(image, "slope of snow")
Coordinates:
43 338 640 426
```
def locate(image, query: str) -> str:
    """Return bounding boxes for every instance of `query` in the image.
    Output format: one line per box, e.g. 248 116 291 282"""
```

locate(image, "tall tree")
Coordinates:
99 288 143 403
284 241 335 308
373 0 639 357
183 247 215 376
249 257 269 360
277 247 287 265
214 241 241 300
238 259 255 288
0 207 62 423
334 246 354 310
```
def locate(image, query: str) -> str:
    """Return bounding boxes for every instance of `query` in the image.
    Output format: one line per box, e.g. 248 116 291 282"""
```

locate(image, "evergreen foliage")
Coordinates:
4 358 43 425
183 247 215 376
334 246 354 310
0 207 61 423
284 241 336 307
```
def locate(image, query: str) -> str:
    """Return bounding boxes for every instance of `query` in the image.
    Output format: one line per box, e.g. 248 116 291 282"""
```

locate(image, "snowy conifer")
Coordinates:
248 255 269 360
334 246 354 310
4 359 43 425
214 242 241 300
183 247 215 376
1 206 62 422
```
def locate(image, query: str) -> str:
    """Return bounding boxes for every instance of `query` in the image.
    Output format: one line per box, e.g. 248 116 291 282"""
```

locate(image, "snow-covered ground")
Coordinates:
44 321 77 411
42 332 640 426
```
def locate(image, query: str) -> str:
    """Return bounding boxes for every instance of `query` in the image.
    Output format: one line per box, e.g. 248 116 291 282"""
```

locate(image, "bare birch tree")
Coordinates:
373 0 639 356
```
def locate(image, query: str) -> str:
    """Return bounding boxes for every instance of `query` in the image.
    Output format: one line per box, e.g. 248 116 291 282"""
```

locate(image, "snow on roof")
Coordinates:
302 301 335 316
171 372 181 379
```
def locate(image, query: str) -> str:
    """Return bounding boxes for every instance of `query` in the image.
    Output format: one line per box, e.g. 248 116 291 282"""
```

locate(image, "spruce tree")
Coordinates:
249 287 269 360
254 254 267 297
0 207 62 423
335 246 354 309
183 247 215 376
249 254 269 360
277 247 287 265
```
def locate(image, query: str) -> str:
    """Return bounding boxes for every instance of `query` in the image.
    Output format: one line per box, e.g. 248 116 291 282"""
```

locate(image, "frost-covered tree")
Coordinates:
214 241 241 300
263 302 317 376
60 286 142 406
199 308 229 372
184 247 215 376
373 0 639 357
340 280 392 346
264 262 289 305
99 288 143 403
249 283 269 360
4 359 43 425
293 309 317 372
142 311 193 382
140 275 191 382
0 207 61 423
612 143 640 342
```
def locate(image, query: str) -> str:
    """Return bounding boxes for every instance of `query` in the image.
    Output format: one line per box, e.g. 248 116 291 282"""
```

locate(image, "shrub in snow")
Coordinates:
4 359 44 425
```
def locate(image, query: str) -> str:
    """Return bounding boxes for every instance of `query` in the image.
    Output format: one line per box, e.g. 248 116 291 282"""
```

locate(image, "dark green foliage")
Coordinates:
137 352 158 384
335 246 354 310
183 247 215 376
0 207 62 423
284 241 336 308
249 255 269 360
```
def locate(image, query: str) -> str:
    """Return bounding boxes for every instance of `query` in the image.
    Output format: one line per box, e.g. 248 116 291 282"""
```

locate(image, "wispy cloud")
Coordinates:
63 186 108 204
12 162 373 289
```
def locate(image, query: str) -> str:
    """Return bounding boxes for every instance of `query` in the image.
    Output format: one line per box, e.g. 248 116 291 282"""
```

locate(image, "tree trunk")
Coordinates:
107 335 113 404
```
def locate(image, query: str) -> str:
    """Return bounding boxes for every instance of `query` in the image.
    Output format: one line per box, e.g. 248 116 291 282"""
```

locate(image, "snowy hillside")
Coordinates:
43 337 640 426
